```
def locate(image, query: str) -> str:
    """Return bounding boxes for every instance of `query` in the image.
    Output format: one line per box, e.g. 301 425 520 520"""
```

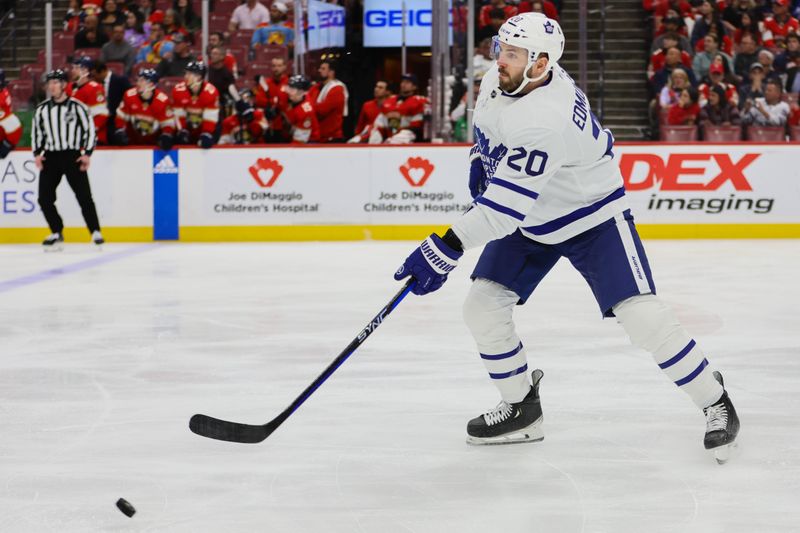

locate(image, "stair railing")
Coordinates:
0 8 18 67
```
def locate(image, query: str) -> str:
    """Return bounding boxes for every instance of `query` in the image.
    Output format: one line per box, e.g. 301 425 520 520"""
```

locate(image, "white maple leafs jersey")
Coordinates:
451 64 629 248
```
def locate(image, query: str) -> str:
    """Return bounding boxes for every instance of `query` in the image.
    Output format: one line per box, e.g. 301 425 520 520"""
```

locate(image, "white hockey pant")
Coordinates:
464 280 724 409
613 294 723 409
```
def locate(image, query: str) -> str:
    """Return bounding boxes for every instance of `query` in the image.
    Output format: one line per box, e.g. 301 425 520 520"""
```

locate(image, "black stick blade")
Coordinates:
189 414 270 443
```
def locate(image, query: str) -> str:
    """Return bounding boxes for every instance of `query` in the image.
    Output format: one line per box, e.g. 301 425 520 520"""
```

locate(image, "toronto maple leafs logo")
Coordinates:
543 21 554 34
473 126 507 178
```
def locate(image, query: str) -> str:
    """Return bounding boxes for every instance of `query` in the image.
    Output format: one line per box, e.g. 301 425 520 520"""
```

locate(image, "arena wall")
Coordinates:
2 143 799 242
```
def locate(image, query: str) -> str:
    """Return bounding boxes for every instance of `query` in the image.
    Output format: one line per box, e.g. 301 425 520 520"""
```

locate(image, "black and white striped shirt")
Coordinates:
32 97 96 156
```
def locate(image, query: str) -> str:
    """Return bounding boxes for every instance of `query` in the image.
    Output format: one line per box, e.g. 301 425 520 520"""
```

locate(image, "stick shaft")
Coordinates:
269 279 415 432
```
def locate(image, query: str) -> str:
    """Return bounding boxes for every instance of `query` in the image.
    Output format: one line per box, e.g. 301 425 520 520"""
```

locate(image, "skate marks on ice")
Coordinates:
0 241 798 532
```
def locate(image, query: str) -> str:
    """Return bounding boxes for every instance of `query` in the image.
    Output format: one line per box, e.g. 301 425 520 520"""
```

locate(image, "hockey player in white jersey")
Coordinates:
393 13 739 463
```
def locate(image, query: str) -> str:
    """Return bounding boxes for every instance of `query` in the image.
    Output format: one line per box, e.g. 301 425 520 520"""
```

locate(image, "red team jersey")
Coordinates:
355 99 382 137
698 82 739 107
67 80 109 144
265 74 289 139
115 88 176 144
762 15 800 47
373 93 428 142
0 87 23 147
308 80 348 142
220 109 268 144
281 95 320 143
171 81 220 142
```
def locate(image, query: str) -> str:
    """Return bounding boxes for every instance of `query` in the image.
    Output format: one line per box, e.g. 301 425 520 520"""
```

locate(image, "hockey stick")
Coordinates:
189 279 416 443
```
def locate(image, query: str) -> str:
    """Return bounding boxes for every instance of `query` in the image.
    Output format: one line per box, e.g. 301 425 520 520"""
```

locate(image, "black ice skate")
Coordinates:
704 371 740 464
42 233 64 252
466 369 544 445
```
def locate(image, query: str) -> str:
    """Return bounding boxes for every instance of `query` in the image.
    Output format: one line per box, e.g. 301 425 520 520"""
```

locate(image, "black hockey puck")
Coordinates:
116 498 136 517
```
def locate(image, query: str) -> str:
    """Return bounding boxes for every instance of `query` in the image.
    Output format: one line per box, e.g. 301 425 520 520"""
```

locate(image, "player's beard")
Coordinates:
498 68 525 93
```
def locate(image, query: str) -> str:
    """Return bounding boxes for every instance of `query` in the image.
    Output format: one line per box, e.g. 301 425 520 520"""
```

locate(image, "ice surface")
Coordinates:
0 240 798 532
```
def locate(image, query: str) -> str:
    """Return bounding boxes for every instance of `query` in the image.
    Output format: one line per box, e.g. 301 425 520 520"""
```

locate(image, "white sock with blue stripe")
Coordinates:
464 279 531 403
613 294 724 409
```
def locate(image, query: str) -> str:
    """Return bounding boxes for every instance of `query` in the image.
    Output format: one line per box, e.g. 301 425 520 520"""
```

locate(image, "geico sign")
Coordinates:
619 153 760 191
365 9 432 27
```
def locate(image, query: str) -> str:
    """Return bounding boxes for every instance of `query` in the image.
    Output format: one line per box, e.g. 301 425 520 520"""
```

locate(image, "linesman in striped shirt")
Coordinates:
33 69 104 251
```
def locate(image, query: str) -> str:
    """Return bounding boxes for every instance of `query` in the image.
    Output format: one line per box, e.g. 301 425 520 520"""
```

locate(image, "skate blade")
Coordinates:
43 245 64 253
466 419 544 446
712 441 739 465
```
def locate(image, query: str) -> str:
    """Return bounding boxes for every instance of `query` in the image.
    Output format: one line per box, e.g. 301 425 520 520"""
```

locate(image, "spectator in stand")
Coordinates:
208 45 236 101
255 56 290 142
758 48 779 78
651 0 692 29
309 59 348 143
731 11 763 46
99 0 125 36
82 0 104 15
723 0 757 32
476 8 509 44
733 33 762 81
162 8 190 42
775 32 800 73
369 73 428 144
124 10 147 49
75 15 110 48
659 67 694 108
229 0 270 33
156 33 195 78
517 0 559 21
652 48 697 95
651 25 692 54
137 0 154 22
220 89 268 144
666 86 701 125
738 61 768 102
699 62 739 106
478 0 517 28
741 78 790 125
280 75 320 143
762 0 799 48
474 38 494 76
0 69 23 160
64 0 83 32
207 32 239 79
348 79 392 143
783 37 800 91
691 1 728 49
172 61 220 148
67 56 110 144
699 84 742 126
649 35 693 81
173 0 200 32
251 2 294 50
100 24 136 74
693 33 733 82
654 12 689 40
136 22 174 63
114 68 176 149
92 59 132 141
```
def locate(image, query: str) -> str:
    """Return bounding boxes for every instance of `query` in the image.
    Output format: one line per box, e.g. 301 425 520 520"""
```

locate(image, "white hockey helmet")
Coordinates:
492 13 565 94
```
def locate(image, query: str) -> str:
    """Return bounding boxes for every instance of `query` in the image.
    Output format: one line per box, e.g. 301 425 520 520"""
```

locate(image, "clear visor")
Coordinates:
490 36 502 60
490 36 534 65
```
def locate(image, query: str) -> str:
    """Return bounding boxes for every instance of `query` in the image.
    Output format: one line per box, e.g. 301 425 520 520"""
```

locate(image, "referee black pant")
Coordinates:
38 150 101 234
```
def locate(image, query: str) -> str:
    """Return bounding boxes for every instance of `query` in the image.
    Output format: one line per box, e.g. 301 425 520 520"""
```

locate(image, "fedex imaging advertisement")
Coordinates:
618 144 800 223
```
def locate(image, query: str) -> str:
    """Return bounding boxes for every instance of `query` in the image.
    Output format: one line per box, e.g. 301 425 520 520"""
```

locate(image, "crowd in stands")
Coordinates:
0 0 571 152
645 0 800 139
